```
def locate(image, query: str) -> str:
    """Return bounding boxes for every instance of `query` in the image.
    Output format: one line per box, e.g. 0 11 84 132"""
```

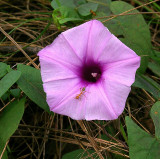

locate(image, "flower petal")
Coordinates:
39 55 83 111
84 84 118 120
100 79 131 117
103 56 140 86
38 33 82 68
39 56 78 83
98 35 139 63
51 84 118 120
50 85 87 120
62 20 93 61
86 20 112 61
44 76 83 113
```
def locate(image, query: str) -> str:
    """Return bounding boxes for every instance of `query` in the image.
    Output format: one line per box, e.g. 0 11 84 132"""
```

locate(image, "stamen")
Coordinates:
91 73 98 78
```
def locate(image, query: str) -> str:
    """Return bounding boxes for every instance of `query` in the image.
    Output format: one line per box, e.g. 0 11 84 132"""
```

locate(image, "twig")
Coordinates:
0 97 15 112
0 140 9 159
131 115 151 134
77 121 104 159
142 89 156 103
0 26 39 69
0 45 42 55
102 0 159 23
97 12 160 20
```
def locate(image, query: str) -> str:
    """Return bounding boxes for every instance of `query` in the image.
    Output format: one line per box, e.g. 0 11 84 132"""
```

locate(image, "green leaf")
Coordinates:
62 149 96 159
104 1 151 73
1 92 10 101
52 6 82 24
95 0 111 17
51 0 61 9
148 61 160 77
120 123 128 144
133 73 160 100
17 64 50 113
76 0 86 6
150 51 160 64
0 62 10 78
10 88 21 98
51 0 76 9
0 70 21 98
154 50 160 58
77 2 98 16
126 115 160 159
0 98 25 159
150 101 160 139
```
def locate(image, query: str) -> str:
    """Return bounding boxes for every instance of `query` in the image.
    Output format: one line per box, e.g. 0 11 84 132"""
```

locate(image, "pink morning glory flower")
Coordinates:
38 20 140 120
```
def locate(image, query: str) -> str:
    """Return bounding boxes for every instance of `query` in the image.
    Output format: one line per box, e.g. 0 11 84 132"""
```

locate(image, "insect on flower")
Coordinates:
90 10 96 16
75 87 86 100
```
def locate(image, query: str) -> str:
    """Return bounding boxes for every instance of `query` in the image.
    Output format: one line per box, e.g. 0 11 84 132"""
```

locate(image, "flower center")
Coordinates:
81 62 102 83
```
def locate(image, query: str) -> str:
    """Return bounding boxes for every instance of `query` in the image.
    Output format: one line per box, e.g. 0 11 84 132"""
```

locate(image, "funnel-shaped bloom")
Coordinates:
38 20 140 120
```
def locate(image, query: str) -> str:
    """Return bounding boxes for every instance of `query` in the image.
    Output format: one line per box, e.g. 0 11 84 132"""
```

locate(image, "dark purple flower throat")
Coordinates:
80 61 102 83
